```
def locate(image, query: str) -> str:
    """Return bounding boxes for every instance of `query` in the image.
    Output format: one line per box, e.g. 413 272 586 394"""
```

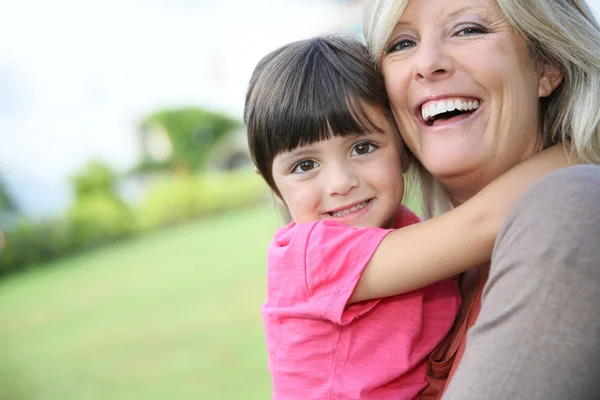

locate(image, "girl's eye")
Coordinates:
292 159 319 174
386 38 416 54
456 26 486 36
351 142 377 156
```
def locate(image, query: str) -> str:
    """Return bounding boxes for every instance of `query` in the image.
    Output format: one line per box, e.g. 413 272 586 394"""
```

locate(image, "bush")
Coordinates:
135 175 205 231
0 168 269 277
201 169 269 212
72 161 118 198
135 168 268 231
66 194 134 249
64 161 134 249
0 219 72 274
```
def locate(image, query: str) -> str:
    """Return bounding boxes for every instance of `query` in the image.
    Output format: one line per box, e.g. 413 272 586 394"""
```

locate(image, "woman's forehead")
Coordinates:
397 0 502 24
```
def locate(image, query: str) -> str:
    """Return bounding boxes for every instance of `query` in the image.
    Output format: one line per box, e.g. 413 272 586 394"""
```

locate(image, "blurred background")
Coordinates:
0 0 363 398
2 0 600 399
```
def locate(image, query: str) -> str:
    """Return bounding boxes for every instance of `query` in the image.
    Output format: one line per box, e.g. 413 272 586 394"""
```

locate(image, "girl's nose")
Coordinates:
327 163 359 196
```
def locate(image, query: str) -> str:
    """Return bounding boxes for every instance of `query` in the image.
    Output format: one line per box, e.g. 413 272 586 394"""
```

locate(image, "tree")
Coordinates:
138 107 240 173
0 174 17 213
67 161 132 248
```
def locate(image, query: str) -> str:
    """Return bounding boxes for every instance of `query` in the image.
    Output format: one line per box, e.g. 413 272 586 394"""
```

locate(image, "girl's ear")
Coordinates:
273 193 286 208
271 193 292 223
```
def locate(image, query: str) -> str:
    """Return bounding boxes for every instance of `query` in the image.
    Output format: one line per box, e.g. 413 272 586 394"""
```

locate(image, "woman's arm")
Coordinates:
442 164 600 400
348 144 581 304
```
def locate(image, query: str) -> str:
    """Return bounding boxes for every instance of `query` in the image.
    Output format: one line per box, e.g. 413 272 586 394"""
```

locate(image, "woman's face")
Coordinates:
381 0 561 203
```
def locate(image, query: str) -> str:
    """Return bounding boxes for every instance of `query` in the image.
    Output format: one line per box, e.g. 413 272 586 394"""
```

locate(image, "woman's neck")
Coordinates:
443 139 546 207
443 173 496 207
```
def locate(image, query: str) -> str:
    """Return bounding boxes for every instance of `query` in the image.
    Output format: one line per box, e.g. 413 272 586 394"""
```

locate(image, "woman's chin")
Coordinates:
419 147 487 180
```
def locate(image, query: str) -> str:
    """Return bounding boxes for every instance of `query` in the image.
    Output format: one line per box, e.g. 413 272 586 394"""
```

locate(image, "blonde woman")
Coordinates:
362 0 600 399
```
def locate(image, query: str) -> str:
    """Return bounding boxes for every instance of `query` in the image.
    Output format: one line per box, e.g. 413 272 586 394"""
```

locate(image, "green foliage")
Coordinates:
136 175 205 230
135 168 268 231
143 107 240 172
71 161 118 198
0 219 71 275
66 194 134 249
0 174 17 213
128 158 172 175
66 161 133 249
0 166 269 277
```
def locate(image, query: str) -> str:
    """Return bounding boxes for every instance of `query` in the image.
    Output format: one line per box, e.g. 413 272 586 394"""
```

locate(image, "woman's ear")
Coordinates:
538 63 563 98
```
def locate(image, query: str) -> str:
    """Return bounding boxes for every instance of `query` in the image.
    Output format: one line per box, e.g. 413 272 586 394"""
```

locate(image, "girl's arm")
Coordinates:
348 144 581 304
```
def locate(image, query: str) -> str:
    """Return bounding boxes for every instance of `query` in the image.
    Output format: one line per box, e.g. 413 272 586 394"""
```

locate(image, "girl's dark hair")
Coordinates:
244 35 398 196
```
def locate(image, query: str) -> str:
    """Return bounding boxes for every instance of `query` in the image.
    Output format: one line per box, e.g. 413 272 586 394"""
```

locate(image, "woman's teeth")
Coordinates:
421 98 480 121
330 200 370 217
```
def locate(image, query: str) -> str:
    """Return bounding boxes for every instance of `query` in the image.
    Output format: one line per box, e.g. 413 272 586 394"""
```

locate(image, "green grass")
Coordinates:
0 206 282 400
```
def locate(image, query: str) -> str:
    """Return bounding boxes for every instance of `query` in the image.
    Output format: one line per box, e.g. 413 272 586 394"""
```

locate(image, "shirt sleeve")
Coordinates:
399 206 422 227
303 221 392 325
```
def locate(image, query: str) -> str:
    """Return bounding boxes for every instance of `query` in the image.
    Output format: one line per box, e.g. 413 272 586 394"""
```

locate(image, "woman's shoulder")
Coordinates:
515 164 600 213
496 164 600 253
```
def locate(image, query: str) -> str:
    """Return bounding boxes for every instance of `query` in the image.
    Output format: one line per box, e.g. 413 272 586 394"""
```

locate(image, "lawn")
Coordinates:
0 205 282 400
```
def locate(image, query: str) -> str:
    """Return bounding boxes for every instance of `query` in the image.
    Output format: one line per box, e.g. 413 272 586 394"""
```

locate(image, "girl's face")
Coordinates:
381 0 562 204
271 106 406 229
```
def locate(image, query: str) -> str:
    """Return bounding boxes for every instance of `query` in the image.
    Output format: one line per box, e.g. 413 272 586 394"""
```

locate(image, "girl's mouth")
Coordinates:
328 199 371 217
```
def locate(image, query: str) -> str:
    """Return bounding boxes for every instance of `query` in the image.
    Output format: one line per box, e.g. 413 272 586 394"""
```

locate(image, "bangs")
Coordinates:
268 90 388 155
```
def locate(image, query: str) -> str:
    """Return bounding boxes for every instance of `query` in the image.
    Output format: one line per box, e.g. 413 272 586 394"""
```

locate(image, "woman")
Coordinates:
362 0 600 399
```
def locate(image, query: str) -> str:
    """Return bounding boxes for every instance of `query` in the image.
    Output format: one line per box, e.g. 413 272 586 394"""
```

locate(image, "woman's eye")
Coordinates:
386 39 416 54
456 26 486 36
351 142 377 156
292 160 318 173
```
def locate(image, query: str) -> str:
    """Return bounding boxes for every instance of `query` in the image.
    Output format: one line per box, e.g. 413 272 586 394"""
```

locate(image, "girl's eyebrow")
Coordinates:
277 132 378 163
277 147 317 163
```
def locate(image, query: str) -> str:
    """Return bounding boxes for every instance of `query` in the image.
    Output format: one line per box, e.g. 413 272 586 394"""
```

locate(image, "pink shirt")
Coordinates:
262 207 461 400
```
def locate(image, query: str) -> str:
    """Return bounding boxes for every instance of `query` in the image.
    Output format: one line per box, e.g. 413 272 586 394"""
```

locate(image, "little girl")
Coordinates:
244 35 575 399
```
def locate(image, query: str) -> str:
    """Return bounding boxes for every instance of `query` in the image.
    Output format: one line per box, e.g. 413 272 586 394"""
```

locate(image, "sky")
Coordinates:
1 0 599 217
0 0 361 216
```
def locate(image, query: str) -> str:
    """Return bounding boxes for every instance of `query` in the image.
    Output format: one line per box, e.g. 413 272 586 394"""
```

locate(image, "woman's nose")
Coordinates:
326 163 359 196
413 39 454 82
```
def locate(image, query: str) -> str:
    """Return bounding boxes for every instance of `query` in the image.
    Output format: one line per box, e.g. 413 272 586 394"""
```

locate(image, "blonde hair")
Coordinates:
363 0 600 216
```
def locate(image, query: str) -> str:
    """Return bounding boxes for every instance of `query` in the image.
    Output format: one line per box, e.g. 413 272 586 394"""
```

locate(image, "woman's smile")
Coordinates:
417 96 482 127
